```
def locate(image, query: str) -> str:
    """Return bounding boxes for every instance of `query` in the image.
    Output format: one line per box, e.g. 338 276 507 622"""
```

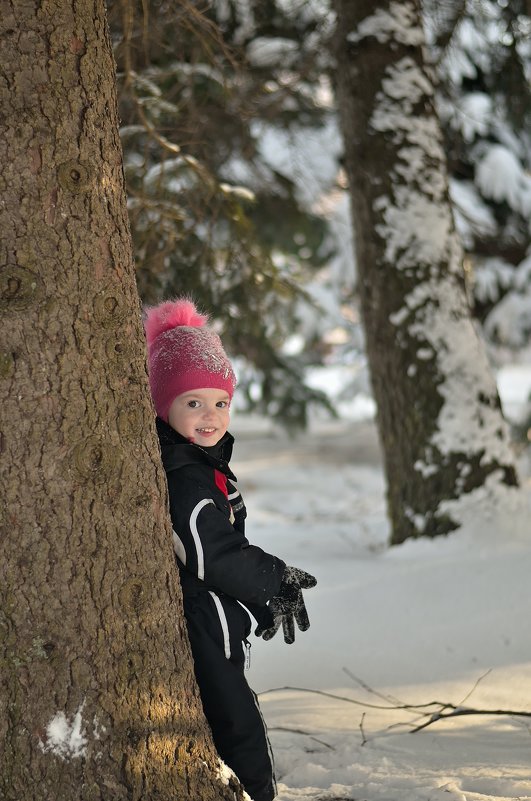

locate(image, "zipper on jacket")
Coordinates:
244 639 251 670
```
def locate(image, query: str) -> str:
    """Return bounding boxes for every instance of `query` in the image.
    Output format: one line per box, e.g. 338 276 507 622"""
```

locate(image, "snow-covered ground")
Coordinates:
230 371 531 801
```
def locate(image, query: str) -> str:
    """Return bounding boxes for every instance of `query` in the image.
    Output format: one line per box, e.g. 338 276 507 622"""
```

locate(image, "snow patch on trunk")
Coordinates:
370 56 452 270
362 6 521 531
407 273 515 464
369 48 516 474
39 702 88 759
216 758 252 799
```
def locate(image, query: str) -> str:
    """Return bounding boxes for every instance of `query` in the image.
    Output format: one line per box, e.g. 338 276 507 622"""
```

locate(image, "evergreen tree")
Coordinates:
0 2 245 797
425 0 531 350
332 0 521 545
107 0 335 426
108 1 531 431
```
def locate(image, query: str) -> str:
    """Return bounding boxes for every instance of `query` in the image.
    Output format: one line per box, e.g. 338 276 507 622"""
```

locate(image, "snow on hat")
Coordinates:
144 298 236 422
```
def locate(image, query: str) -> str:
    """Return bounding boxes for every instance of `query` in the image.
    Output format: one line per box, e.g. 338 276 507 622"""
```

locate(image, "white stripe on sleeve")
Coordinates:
172 529 187 565
190 498 214 581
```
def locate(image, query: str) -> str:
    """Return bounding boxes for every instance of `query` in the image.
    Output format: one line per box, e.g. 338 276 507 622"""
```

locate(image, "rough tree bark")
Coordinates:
0 2 244 799
332 0 520 544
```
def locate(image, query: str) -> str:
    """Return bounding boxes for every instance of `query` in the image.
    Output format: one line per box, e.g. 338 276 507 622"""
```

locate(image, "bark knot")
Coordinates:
94 288 127 327
72 435 119 482
0 265 43 311
58 159 93 193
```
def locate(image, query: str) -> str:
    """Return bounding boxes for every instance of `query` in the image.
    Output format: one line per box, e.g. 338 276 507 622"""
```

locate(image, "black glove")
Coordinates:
258 566 317 644
245 602 275 636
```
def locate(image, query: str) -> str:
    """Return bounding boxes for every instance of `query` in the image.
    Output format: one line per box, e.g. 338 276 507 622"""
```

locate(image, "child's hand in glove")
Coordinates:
257 566 317 644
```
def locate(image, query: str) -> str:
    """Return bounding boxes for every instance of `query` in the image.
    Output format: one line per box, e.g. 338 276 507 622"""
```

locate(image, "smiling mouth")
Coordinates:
196 428 216 434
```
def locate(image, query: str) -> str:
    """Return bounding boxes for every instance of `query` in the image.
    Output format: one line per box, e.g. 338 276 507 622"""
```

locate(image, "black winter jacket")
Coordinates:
156 418 285 610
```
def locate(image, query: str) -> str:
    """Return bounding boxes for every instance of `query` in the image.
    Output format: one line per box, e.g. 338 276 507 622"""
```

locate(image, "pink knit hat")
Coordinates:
144 298 236 422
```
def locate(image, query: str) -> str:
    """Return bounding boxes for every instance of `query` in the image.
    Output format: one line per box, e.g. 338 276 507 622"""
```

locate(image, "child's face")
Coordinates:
168 388 231 447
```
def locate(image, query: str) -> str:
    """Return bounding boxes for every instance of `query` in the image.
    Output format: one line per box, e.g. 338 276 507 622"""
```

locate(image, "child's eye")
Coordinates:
216 401 228 408
187 400 200 408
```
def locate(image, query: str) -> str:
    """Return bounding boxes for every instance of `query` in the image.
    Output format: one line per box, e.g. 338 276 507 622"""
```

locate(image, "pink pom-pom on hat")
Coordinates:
144 297 236 422
144 299 208 345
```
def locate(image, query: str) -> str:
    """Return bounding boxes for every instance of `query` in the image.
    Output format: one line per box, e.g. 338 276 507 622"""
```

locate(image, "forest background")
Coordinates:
108 0 531 436
2 1 531 799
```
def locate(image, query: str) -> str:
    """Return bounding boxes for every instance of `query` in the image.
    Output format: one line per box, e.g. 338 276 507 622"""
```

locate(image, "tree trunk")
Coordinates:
332 0 520 545
0 3 244 799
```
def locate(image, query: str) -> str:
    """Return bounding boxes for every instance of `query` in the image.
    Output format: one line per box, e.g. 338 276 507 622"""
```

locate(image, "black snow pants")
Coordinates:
183 591 277 801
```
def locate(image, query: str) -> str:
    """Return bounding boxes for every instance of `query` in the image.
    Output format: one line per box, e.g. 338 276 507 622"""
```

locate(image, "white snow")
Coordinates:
407 276 512 455
254 117 342 207
143 157 191 190
451 92 492 143
228 368 531 801
219 0 255 44
476 145 530 215
485 291 531 349
347 2 424 47
39 703 88 760
442 44 477 86
448 179 497 246
472 258 514 304
217 758 252 799
219 182 256 202
497 365 531 423
374 186 452 268
372 57 434 114
369 56 452 269
246 37 299 69
362 38 523 533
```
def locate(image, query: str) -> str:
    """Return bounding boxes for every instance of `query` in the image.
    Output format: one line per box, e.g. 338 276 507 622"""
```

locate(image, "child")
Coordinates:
144 298 316 801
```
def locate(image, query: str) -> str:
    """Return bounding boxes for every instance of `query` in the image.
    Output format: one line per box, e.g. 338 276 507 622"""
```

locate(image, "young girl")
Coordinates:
144 298 316 801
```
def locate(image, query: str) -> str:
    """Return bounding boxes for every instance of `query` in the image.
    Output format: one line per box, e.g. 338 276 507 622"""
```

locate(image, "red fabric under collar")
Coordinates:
214 469 228 498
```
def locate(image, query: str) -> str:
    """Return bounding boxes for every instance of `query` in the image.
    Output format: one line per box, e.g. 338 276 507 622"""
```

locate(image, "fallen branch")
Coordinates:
259 685 409 710
268 726 334 750
343 668 531 732
359 712 367 746
409 704 531 733
259 677 531 735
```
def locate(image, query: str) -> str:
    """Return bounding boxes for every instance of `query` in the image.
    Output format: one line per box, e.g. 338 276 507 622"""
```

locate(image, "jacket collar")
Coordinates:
155 417 236 479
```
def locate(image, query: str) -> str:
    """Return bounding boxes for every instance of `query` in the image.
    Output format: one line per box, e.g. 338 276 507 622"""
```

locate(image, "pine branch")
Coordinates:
431 0 468 58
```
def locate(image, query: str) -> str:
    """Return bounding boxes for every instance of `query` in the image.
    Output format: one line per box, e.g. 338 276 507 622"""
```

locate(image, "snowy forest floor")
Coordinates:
230 410 531 801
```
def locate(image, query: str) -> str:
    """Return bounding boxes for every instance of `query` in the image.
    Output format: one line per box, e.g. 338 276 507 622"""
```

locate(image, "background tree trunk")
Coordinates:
0 2 243 799
332 0 520 545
